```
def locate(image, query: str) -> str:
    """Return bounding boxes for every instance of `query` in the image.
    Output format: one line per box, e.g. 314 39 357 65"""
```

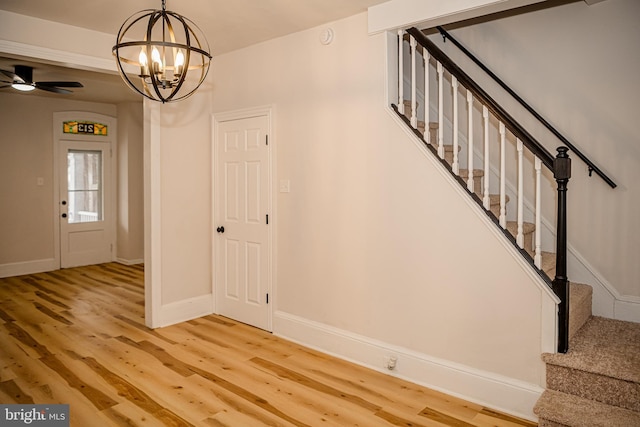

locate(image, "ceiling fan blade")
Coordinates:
37 81 84 88
1 69 25 84
35 83 72 94
0 84 12 89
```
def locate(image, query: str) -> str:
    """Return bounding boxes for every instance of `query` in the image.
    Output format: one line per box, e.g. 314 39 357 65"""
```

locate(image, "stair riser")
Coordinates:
546 364 640 412
568 289 592 340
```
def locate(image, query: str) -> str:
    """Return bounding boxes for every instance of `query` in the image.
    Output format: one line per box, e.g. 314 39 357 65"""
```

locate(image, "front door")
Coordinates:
214 113 271 331
54 112 116 270
59 141 113 268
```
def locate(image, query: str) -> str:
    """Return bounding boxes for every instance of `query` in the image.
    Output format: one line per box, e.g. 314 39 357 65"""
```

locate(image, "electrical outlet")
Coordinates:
384 355 398 371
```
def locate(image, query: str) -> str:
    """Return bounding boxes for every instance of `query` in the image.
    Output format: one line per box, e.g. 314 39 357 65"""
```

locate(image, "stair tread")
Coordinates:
506 220 535 235
534 389 640 427
434 144 461 152
542 316 640 383
488 194 510 205
458 168 484 178
541 251 556 276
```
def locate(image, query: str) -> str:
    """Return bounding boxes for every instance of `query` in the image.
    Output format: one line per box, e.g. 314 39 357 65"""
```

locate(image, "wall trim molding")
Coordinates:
0 259 57 278
115 258 144 266
274 310 541 422
154 294 214 329
0 39 116 73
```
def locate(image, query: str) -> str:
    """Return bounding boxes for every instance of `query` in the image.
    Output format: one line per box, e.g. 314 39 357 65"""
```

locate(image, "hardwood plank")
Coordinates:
0 264 537 427
0 379 35 403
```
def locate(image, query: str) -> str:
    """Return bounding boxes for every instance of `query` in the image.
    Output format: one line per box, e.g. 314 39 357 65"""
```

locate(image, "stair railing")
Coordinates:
396 28 571 353
435 26 616 189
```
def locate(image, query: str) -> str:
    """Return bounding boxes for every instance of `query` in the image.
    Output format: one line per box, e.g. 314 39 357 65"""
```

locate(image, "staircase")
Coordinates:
401 104 640 426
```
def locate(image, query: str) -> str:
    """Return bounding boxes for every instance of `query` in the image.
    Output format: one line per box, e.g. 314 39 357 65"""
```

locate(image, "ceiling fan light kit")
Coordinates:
11 82 35 92
112 0 212 103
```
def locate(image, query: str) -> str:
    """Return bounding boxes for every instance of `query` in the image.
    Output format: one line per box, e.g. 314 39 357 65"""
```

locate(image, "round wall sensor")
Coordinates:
319 28 334 45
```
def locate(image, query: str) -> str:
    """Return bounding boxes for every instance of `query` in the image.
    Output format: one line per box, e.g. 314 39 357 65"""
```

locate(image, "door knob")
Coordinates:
216 226 225 233
61 213 67 218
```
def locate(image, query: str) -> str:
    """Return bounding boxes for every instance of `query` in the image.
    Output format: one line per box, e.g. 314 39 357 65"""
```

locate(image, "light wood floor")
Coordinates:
0 263 537 426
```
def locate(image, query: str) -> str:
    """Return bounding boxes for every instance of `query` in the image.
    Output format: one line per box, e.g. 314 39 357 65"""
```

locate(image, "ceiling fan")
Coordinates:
0 65 83 94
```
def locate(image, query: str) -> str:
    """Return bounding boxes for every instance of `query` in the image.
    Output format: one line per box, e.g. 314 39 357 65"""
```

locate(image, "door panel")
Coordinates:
60 142 112 268
215 115 271 331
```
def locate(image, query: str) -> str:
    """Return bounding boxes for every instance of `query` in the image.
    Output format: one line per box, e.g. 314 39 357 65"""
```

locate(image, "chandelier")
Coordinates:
112 0 212 103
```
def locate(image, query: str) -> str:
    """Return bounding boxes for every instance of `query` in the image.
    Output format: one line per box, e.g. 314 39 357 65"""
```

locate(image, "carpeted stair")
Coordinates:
534 316 640 426
400 104 640 426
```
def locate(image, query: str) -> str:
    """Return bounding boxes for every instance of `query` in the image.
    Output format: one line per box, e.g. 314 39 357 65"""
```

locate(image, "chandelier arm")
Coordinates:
146 11 167 102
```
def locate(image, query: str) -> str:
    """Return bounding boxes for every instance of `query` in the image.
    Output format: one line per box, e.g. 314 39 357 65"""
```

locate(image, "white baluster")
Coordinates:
499 122 507 229
534 156 542 268
398 30 404 115
516 139 524 248
410 36 418 128
437 62 444 159
452 76 459 174
482 106 490 209
467 91 474 192
423 48 430 144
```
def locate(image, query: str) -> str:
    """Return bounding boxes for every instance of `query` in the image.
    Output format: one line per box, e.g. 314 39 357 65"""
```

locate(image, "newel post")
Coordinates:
553 147 571 353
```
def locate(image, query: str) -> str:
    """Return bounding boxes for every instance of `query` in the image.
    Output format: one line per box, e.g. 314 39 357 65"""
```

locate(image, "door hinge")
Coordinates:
266 214 269 224
266 293 269 304
266 135 269 146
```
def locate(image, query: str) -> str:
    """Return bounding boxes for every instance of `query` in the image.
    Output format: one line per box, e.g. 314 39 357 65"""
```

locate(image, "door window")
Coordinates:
67 149 103 224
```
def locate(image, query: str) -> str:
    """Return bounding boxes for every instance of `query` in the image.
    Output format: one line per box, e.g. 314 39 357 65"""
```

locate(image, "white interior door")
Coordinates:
215 114 271 331
59 141 113 268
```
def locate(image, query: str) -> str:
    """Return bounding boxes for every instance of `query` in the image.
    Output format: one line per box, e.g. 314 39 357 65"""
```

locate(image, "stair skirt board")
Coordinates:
274 310 543 422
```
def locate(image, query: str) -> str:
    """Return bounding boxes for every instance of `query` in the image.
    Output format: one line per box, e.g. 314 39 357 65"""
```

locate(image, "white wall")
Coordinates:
432 0 640 306
211 12 557 419
117 102 144 264
143 93 214 328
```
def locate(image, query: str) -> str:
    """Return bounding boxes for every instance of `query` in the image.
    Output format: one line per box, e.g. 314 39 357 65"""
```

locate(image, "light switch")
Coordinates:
279 180 290 193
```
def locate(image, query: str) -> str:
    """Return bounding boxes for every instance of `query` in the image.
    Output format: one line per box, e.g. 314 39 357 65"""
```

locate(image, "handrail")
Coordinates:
435 26 616 189
406 28 555 170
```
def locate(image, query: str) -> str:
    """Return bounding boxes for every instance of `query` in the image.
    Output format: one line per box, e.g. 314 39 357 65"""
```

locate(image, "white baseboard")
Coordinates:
274 310 541 422
0 258 57 278
115 257 144 266
615 297 640 323
152 294 214 329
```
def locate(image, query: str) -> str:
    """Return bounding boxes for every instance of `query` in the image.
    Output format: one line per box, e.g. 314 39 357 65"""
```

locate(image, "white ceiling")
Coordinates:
0 0 390 103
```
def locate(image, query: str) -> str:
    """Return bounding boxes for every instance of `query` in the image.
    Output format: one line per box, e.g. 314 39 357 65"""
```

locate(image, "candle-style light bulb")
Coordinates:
151 47 162 74
174 50 185 77
139 48 149 77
